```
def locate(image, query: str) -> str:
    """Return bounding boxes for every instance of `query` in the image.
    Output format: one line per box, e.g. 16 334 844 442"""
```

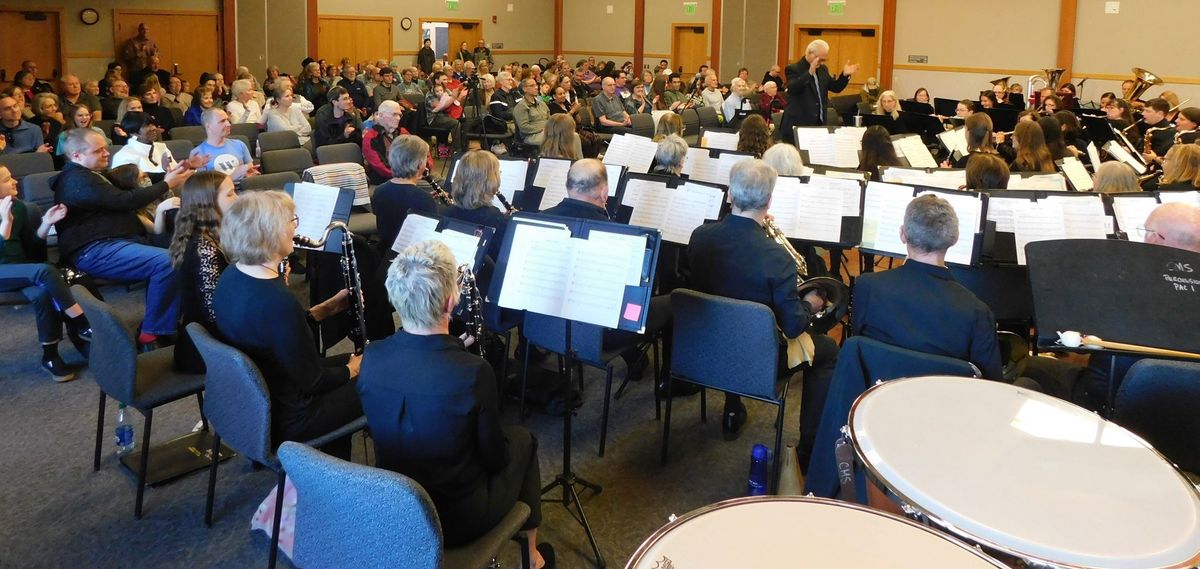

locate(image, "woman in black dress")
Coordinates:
445 150 510 294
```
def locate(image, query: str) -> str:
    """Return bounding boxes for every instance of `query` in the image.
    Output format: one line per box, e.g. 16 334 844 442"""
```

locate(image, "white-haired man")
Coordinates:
781 39 858 142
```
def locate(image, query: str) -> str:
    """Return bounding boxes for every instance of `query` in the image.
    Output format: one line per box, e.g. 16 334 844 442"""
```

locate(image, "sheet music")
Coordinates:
893 136 938 168
793 128 836 167
832 127 866 168
602 134 656 173
498 223 575 317
291 182 340 247
1086 142 1103 172
1058 156 1094 191
586 231 647 286
768 177 804 238
390 214 485 270
620 177 668 208
702 131 740 151
819 169 867 182
1158 190 1200 207
807 174 863 217
1103 141 1147 175
497 160 528 209
986 197 1027 233
604 164 623 196
437 228 488 270
937 127 969 156
562 237 628 328
1111 196 1160 242
681 147 723 185
627 185 671 233
390 213 440 254
628 183 722 244
795 184 847 243
1008 173 1068 191
717 153 753 187
533 157 572 211
1042 195 1109 239
880 167 966 190
918 190 981 265
1013 200 1068 265
860 182 913 256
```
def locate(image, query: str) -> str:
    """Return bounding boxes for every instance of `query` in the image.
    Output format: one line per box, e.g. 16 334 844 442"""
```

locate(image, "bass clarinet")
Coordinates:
293 221 369 353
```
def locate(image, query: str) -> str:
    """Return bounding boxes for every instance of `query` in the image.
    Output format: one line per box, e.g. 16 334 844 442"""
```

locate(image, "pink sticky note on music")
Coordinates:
623 303 643 321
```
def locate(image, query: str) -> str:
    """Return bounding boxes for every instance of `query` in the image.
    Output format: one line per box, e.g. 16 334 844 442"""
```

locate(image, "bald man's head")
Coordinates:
565 159 608 206
1145 203 1200 253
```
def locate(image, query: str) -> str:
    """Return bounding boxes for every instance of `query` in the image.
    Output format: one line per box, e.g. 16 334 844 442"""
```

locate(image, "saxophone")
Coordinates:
293 221 369 354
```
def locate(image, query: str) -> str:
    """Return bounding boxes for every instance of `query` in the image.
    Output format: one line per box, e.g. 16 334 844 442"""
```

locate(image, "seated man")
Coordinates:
313 86 364 148
52 129 192 349
851 194 1002 379
100 80 129 120
591 77 631 135
0 95 51 154
371 67 402 110
57 75 102 123
687 159 838 453
512 78 549 146
358 240 553 567
189 108 258 181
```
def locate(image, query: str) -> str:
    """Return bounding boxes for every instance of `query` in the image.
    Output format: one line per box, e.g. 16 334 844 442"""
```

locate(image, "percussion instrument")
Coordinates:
625 496 1007 569
849 375 1200 568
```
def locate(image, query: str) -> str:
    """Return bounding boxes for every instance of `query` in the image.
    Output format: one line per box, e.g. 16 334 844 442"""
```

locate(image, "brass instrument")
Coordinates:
764 217 850 366
1123 67 1163 102
423 173 454 206
1027 68 1065 107
1177 129 1199 145
293 221 369 353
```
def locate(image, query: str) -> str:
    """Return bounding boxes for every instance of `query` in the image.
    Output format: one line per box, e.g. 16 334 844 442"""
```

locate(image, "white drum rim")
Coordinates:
848 375 1200 569
623 495 1007 569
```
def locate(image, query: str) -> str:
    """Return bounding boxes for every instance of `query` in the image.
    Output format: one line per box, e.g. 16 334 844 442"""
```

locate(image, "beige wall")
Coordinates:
562 0 634 58
1073 0 1200 103
265 0 309 75
790 0 882 65
721 0 778 80
644 0 712 65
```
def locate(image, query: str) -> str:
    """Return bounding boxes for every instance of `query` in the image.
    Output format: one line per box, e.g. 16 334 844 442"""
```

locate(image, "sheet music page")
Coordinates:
496 223 574 315
620 177 668 209
291 182 340 246
659 184 722 244
1111 196 1161 242
819 169 867 182
833 127 866 168
893 136 938 168
768 177 804 237
919 190 981 265
681 182 724 218
1157 190 1200 207
561 236 629 329
497 160 528 209
587 231 647 286
795 184 847 243
533 157 571 190
986 197 1026 233
793 128 836 166
390 213 440 253
1103 141 1147 175
627 185 671 233
937 127 969 156
716 153 753 187
604 164 623 196
1086 142 1103 172
602 134 656 173
1013 201 1068 265
807 174 863 217
436 228 487 270
880 167 965 190
860 182 913 256
702 131 740 151
1058 156 1095 191
1008 173 1068 191
681 147 723 185
1042 195 1108 239
536 169 570 212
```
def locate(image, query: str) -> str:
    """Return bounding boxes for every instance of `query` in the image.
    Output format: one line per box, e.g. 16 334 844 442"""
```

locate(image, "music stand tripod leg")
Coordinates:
538 322 607 569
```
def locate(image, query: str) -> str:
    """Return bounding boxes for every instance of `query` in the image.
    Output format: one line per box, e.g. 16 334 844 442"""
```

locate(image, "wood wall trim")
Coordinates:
561 50 669 59
1075 72 1200 85
777 0 791 67
710 0 720 72
307 0 317 57
881 0 896 87
1056 0 1076 83
893 64 1057 76
554 0 562 56
633 0 645 74
220 0 235 77
114 8 220 16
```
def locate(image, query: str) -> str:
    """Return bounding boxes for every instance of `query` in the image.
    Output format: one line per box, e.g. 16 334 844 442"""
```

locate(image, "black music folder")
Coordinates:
984 107 1018 133
899 99 935 115
861 113 907 135
523 157 629 218
490 213 662 333
933 98 960 118
286 181 355 254
900 110 944 139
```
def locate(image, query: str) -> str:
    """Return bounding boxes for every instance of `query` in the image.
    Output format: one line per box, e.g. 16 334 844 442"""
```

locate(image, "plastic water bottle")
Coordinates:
747 444 771 496
115 404 135 456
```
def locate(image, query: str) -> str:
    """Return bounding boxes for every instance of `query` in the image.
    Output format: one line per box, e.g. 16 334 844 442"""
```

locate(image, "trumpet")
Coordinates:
423 173 454 206
293 221 369 354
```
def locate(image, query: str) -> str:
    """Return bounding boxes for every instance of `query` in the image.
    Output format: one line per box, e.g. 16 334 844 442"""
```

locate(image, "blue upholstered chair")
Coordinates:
278 441 533 569
1116 359 1200 476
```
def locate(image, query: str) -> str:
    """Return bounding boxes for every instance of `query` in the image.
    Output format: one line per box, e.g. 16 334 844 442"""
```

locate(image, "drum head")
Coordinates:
850 376 1200 568
626 496 1005 569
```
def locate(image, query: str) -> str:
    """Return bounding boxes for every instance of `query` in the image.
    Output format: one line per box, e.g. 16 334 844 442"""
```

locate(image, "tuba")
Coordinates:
293 221 369 354
1027 68 1065 107
1123 67 1163 102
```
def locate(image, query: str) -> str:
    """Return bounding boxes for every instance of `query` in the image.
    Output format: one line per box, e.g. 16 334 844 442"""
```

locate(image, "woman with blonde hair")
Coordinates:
445 150 509 290
1156 144 1200 192
540 113 582 160
653 112 684 141
873 90 901 119
1092 161 1139 194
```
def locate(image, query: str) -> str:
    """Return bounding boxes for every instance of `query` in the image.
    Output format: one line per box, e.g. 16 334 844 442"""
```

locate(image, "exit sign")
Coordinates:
446 0 459 10
683 2 697 14
828 0 845 15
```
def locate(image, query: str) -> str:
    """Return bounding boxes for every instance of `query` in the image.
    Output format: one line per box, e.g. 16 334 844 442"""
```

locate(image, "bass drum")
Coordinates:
850 375 1200 568
626 496 1006 569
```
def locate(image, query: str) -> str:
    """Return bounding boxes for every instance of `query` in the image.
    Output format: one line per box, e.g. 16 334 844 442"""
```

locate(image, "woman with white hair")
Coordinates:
651 134 688 176
263 86 313 148
873 90 901 120
722 77 755 128
762 143 808 176
225 78 262 124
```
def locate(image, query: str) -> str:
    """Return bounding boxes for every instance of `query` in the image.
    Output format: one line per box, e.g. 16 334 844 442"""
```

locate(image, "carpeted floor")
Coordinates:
0 278 813 569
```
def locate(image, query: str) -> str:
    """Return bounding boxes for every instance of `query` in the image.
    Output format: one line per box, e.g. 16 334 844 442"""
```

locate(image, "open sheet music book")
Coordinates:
1007 172 1068 191
680 147 753 186
768 176 858 243
532 158 625 211
892 135 939 168
602 134 657 173
1057 156 1095 191
701 130 740 151
1111 194 1161 243
793 126 865 168
390 213 491 271
937 127 969 157
986 192 1110 263
621 178 725 244
879 166 966 190
495 217 652 330
1103 141 1148 175
860 182 983 265
287 181 353 253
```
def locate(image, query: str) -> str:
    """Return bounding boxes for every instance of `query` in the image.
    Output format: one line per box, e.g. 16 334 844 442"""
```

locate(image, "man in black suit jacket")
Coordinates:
851 194 1002 379
781 39 858 143
687 159 837 455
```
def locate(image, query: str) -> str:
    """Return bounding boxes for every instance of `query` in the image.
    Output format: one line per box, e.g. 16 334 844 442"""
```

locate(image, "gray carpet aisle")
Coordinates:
0 282 810 569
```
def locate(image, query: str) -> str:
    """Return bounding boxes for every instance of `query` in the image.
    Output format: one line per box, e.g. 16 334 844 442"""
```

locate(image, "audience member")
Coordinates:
225 79 263 125
57 75 102 123
120 23 159 74
314 86 363 148
513 78 550 145
190 108 258 181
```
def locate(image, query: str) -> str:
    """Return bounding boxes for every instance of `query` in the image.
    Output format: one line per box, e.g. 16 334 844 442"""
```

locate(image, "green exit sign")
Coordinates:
684 2 697 14
447 0 459 10
828 1 845 15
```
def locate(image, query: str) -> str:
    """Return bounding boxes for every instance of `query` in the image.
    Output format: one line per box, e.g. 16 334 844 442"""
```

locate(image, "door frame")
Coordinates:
112 8 224 75
792 23 880 64
418 17 484 60
317 14 394 65
0 7 66 80
670 23 709 74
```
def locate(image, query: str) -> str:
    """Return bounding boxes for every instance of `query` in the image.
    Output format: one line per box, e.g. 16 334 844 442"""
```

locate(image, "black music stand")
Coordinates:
984 107 1018 133
861 113 906 135
1026 239 1200 414
492 214 662 569
933 97 960 118
899 99 935 115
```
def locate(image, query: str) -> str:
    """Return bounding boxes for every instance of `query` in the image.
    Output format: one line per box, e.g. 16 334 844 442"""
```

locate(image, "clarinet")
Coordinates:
423 173 454 206
495 191 518 214
456 263 486 358
293 221 369 354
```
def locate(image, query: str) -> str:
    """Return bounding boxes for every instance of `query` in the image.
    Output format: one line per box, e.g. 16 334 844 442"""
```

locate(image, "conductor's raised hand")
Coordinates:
842 61 859 76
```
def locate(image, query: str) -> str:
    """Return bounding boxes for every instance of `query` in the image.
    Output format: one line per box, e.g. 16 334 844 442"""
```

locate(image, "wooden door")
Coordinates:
794 27 879 94
115 11 220 84
672 25 708 75
317 16 393 67
447 22 483 63
0 10 62 84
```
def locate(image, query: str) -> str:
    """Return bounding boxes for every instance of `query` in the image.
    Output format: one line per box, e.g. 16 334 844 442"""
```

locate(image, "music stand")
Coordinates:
984 107 1019 133
899 110 944 140
492 214 662 569
899 99 934 115
1026 239 1200 414
861 113 906 135
933 98 960 118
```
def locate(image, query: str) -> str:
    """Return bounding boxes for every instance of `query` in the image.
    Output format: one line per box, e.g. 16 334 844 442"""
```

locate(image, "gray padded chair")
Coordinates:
695 106 720 129
1116 359 1200 476
163 139 193 163
19 171 57 212
237 172 301 193
168 125 206 145
315 142 364 166
260 148 314 175
278 441 533 569
257 130 301 153
230 123 260 154
630 113 655 138
74 286 207 519
0 151 55 180
187 323 367 569
679 108 701 146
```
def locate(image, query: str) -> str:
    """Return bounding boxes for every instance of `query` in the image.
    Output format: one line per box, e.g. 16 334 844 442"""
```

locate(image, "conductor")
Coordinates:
781 39 858 143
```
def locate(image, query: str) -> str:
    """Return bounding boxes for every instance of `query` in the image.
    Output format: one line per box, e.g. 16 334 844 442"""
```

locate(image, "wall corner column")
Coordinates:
307 0 318 58
710 0 721 72
1056 0 1078 82
881 0 896 88
634 0 645 74
221 0 237 77
554 0 563 56
776 0 791 67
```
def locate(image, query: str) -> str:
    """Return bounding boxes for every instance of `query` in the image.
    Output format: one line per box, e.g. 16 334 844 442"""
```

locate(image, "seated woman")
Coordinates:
736 114 771 158
1038 116 1077 161
32 93 65 153
653 112 684 141
624 81 652 116
1093 161 1140 194
913 88 931 105
371 135 442 259
263 86 314 150
56 103 108 155
111 111 184 174
1152 144 1200 192
874 90 902 119
539 114 582 161
650 134 687 177
138 82 176 133
547 86 581 118
1010 121 1055 173
964 153 1010 190
762 143 808 176
0 165 92 381
170 171 237 374
445 150 509 292
858 125 901 181
357 240 553 567
225 79 263 125
183 87 216 127
952 113 1007 168
212 191 363 459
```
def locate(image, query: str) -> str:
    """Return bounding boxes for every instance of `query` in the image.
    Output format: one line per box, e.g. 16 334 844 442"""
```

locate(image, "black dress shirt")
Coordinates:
540 197 608 220
781 60 850 139
371 181 441 257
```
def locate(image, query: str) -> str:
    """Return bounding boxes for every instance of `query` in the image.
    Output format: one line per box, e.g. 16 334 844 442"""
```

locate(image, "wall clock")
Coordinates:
80 8 100 25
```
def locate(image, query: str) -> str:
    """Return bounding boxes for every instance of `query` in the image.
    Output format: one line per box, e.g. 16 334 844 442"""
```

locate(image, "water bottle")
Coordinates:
115 404 135 456
747 443 771 496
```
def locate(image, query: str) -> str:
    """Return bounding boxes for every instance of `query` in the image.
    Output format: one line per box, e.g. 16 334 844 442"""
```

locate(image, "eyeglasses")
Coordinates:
290 214 300 226
1136 226 1161 239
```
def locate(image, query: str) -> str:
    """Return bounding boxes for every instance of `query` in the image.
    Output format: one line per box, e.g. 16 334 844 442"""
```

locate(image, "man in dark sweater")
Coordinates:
52 129 193 349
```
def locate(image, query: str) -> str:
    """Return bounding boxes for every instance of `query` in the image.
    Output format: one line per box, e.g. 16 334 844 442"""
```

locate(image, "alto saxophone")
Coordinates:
293 221 369 354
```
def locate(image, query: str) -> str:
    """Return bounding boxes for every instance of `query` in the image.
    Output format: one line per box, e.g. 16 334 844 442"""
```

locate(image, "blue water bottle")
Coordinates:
115 404 135 457
747 443 771 496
